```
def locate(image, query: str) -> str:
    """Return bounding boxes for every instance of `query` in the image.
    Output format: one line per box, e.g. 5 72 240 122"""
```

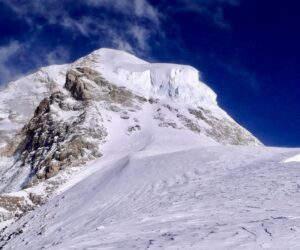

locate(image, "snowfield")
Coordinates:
1 141 300 250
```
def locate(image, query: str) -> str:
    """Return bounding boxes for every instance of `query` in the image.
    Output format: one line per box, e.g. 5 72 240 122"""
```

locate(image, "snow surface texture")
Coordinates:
1 143 300 249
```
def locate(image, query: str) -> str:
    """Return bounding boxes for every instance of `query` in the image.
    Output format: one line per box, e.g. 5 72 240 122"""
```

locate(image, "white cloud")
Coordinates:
170 0 240 29
3 0 161 55
112 39 134 53
84 0 160 24
0 41 21 84
60 16 97 37
0 41 20 62
0 0 163 85
0 0 242 86
45 46 71 65
129 25 150 51
132 0 160 24
0 41 71 85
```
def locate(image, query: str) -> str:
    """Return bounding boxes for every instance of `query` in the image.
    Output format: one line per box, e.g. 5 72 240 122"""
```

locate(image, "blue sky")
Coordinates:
0 0 299 146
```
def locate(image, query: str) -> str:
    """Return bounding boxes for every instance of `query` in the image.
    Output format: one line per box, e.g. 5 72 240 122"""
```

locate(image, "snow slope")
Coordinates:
1 142 299 249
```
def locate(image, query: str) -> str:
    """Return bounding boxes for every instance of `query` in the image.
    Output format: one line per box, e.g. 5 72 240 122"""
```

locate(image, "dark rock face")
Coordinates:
0 195 33 221
19 90 106 186
1 66 149 192
66 67 147 106
0 66 151 223
188 108 261 145
66 70 93 101
153 102 260 146
13 67 148 188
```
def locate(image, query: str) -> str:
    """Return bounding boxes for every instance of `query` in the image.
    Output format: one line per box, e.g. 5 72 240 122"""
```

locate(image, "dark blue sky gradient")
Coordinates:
0 0 299 146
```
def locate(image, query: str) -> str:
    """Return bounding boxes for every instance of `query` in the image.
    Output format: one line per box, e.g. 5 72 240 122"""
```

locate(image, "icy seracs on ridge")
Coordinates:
76 48 218 107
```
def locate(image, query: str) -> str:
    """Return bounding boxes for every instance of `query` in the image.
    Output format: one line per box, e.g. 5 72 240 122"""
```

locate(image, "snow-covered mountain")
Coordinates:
0 48 260 191
0 48 259 148
0 48 299 249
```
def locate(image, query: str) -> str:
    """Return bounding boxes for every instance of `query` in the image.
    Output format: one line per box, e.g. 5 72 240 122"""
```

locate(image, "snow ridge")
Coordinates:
78 48 218 107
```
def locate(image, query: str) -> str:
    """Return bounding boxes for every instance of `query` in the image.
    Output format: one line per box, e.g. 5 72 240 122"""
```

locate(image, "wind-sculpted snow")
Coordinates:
284 153 300 163
0 145 299 249
78 48 218 108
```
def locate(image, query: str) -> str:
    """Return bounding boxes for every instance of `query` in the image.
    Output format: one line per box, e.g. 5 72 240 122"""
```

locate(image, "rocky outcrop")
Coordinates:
0 195 34 222
188 108 261 145
153 103 260 146
2 66 151 190
65 68 94 101
19 90 106 187
66 67 147 106
0 66 152 223
1 66 152 195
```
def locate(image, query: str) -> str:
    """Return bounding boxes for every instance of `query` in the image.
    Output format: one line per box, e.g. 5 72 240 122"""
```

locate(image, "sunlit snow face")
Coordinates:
81 49 217 107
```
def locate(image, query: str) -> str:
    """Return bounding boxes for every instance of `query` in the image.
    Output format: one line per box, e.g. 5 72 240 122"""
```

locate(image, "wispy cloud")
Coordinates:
0 41 21 84
216 58 261 90
0 0 162 85
0 0 241 86
166 0 240 29
3 0 161 53
0 40 71 85
84 0 160 24
45 46 71 65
